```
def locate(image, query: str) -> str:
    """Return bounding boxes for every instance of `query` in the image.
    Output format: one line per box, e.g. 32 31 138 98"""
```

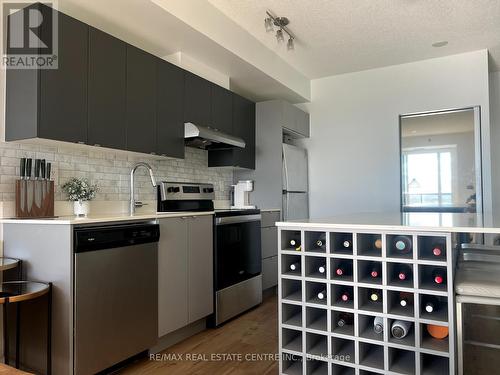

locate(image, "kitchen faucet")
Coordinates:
130 162 157 215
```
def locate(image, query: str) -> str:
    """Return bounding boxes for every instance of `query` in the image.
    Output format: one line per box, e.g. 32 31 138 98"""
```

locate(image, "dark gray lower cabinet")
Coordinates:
88 27 126 149
126 45 157 154
156 59 185 159
6 3 88 143
158 215 213 337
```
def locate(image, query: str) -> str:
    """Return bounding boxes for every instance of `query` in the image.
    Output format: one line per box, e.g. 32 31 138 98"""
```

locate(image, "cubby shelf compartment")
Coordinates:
282 230 303 252
306 359 328 375
359 342 385 370
306 307 327 332
306 332 328 358
305 256 328 279
388 319 415 348
331 258 354 282
388 348 416 375
387 262 414 288
282 279 302 303
357 260 383 285
420 323 449 354
282 254 302 277
386 234 414 260
306 281 328 306
331 284 354 309
331 337 355 364
282 328 303 353
420 353 449 375
358 287 383 313
418 235 447 262
330 232 354 255
331 364 355 375
419 294 448 323
282 354 303 375
418 265 447 292
332 310 354 336
357 233 383 257
305 231 327 254
358 314 384 342
388 290 415 318
282 303 302 328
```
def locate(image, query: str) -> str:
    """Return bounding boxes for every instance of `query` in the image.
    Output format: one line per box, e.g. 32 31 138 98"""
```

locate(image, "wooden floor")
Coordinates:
119 294 279 375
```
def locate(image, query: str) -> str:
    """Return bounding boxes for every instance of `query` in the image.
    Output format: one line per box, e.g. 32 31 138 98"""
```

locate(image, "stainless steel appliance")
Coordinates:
282 143 309 220
73 222 160 375
184 122 245 149
156 181 262 326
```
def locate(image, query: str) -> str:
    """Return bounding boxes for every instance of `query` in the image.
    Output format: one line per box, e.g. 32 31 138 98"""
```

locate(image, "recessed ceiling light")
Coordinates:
432 41 448 48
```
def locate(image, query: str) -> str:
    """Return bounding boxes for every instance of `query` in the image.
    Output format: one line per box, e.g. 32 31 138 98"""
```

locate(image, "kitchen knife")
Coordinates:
34 159 41 180
25 158 33 213
20 158 26 180
33 159 41 207
41 159 46 179
25 159 32 180
46 163 51 180
40 159 46 201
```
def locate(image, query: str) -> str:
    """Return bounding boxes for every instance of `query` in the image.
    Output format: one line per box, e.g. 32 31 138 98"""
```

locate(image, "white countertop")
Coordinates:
277 212 500 234
0 211 214 225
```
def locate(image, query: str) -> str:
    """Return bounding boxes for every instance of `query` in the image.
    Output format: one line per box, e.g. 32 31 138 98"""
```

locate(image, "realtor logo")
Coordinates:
2 1 59 69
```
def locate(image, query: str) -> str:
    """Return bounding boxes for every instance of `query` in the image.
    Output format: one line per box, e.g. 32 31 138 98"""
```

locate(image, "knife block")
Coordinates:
15 180 55 218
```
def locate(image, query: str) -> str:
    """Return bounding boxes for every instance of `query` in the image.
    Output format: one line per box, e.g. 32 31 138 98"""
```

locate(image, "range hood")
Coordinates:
184 122 246 150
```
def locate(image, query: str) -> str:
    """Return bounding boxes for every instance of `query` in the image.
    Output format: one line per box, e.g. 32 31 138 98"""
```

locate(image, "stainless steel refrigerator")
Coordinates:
282 143 309 220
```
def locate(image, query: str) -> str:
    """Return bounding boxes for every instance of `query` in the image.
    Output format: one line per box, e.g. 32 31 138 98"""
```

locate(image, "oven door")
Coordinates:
215 214 262 291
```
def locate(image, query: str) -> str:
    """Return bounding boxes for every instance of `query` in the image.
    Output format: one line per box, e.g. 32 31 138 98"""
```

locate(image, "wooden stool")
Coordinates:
0 363 33 374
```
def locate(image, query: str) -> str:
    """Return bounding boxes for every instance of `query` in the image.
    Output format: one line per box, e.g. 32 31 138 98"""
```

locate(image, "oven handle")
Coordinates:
215 214 261 225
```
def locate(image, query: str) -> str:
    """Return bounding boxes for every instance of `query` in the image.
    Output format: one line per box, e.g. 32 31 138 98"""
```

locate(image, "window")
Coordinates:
402 148 454 207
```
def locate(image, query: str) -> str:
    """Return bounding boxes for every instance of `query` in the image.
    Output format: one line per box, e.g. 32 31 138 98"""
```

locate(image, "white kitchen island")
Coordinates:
276 212 500 375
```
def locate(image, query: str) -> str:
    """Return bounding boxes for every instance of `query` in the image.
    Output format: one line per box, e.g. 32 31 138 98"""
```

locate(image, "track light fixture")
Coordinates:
265 10 295 51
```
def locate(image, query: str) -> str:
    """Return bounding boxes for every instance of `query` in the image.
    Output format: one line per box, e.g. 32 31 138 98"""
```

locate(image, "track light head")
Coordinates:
287 37 294 51
264 17 273 32
276 29 284 43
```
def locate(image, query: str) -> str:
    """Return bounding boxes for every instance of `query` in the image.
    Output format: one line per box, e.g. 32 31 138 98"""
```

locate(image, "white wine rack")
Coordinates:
278 227 454 375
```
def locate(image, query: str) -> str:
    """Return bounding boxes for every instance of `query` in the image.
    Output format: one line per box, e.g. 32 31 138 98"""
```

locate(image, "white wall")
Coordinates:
297 50 491 218
489 71 500 215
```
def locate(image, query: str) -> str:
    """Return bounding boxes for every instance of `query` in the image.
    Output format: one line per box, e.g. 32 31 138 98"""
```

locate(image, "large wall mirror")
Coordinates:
400 107 482 214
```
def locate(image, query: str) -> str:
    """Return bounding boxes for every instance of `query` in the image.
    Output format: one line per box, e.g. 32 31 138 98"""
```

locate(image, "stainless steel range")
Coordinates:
156 182 262 326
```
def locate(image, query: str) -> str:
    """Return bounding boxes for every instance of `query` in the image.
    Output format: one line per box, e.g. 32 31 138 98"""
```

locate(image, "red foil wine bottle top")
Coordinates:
341 294 349 301
336 268 343 276
371 270 378 278
434 275 444 284
433 247 442 256
398 272 406 280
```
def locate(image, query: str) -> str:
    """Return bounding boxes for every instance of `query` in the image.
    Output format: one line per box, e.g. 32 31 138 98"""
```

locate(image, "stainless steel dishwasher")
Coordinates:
73 222 160 375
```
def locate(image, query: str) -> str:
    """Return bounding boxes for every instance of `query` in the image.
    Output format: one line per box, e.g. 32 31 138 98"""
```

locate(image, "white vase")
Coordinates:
74 200 90 217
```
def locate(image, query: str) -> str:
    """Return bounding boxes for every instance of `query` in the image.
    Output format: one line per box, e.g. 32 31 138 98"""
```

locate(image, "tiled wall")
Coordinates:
0 140 233 207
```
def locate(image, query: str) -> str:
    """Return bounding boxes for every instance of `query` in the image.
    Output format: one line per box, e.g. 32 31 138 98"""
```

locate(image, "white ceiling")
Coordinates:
401 110 475 137
208 0 500 78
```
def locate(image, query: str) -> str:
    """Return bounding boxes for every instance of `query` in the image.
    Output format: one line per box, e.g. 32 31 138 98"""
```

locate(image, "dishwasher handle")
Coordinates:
74 223 160 253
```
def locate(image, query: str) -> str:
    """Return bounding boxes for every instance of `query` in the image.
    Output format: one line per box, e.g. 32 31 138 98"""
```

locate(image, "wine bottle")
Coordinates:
432 269 446 285
432 243 444 257
369 262 382 278
342 238 352 249
337 313 354 327
369 289 382 302
399 292 413 307
340 290 351 302
426 324 449 339
392 236 412 254
318 264 326 274
395 264 412 281
289 238 301 251
317 289 327 300
373 316 384 334
289 262 300 272
315 233 326 248
391 320 413 339
423 296 439 313
374 238 382 250
335 262 352 277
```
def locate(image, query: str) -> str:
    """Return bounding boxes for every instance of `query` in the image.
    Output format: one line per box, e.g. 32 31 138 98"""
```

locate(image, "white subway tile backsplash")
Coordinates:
0 141 233 203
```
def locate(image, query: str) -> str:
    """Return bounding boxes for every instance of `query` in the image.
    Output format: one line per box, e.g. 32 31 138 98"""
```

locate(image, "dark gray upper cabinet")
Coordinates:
6 4 88 143
211 84 233 134
126 45 157 154
156 59 185 159
184 72 211 127
88 27 126 149
208 93 256 169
